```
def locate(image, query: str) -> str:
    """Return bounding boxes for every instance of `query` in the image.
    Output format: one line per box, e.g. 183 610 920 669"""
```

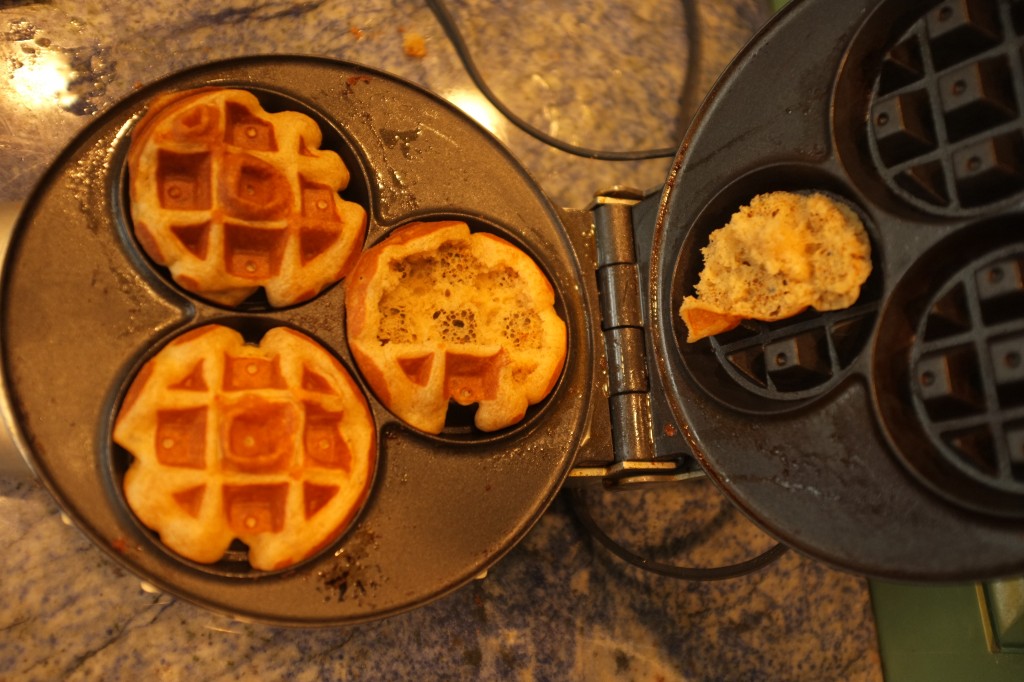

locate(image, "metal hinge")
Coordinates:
566 187 701 489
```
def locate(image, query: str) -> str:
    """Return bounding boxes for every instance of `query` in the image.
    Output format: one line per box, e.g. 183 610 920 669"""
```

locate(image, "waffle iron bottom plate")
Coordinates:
0 57 593 625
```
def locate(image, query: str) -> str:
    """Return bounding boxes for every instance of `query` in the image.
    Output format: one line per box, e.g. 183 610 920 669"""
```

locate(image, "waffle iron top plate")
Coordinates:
651 0 1024 580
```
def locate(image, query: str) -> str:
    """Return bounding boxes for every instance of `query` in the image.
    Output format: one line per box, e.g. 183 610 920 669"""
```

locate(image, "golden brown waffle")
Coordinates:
113 325 376 570
680 192 872 342
127 88 366 307
346 220 567 433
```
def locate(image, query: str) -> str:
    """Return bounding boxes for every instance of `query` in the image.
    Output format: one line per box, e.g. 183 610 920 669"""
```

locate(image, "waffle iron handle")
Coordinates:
0 202 33 479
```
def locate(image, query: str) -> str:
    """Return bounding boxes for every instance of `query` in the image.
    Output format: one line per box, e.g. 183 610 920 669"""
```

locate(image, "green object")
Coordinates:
870 579 1024 681
981 578 1024 652
772 0 790 11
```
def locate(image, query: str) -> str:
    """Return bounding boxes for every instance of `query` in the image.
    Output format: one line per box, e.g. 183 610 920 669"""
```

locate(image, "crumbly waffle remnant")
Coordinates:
345 220 567 433
680 192 872 342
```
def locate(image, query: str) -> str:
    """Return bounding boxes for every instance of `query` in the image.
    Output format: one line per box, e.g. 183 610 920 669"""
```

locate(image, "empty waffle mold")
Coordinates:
868 0 1024 213
882 238 1024 517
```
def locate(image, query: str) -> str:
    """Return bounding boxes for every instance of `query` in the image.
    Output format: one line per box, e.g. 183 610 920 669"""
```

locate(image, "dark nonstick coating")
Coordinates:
0 56 592 624
649 0 1024 580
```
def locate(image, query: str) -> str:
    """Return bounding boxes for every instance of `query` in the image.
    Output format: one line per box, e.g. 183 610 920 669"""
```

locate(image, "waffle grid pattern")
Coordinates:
912 245 1024 494
869 0 1024 212
113 325 375 571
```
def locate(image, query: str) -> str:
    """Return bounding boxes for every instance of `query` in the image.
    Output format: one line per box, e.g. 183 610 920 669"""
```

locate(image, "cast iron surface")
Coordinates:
649 0 1024 580
0 56 593 625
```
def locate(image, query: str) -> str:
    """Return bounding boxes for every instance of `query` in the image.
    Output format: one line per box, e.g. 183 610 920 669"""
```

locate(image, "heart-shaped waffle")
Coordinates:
113 325 376 570
345 220 567 433
127 87 366 307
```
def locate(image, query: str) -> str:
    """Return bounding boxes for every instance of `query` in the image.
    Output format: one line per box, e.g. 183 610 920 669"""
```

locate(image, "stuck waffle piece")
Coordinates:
345 220 567 434
128 87 367 307
679 191 872 342
113 325 376 571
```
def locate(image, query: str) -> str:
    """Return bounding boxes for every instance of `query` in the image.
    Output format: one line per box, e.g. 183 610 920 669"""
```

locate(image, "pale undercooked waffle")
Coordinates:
679 191 872 342
345 220 567 434
113 325 376 570
127 87 366 307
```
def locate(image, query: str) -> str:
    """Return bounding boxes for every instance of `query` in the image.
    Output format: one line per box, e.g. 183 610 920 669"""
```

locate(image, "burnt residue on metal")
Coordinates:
316 528 384 605
379 126 423 160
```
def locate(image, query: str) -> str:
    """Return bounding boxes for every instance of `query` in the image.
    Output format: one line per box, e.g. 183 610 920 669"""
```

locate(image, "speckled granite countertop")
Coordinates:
0 1 882 679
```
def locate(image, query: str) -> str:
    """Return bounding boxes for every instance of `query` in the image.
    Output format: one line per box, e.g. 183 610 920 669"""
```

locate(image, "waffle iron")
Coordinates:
4 0 1024 626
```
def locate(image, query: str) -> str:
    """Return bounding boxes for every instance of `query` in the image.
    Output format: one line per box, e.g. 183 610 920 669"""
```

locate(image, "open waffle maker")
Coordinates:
5 0 1024 625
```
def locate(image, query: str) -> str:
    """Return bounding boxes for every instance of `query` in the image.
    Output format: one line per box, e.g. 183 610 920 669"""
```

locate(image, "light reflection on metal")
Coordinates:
8 49 75 110
442 88 508 143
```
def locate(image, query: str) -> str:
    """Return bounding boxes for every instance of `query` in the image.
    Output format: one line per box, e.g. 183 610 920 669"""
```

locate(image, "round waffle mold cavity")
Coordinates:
868 0 1024 214
117 86 372 312
109 319 376 577
672 169 882 412
911 243 1024 509
348 216 570 442
874 224 1024 518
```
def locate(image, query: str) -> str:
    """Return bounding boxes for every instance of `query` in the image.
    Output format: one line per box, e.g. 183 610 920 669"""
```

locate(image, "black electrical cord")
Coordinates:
570 488 789 581
425 0 702 160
